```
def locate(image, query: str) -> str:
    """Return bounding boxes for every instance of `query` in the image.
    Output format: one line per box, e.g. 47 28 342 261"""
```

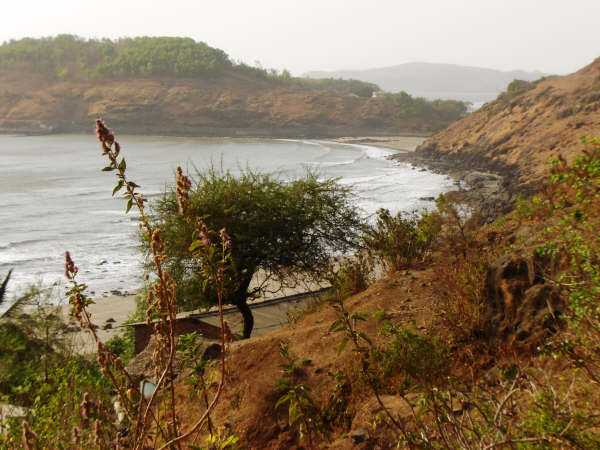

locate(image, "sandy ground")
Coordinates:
332 135 426 152
60 294 138 352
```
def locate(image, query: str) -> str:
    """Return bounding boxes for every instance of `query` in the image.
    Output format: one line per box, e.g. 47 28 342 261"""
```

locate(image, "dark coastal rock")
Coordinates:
463 171 501 187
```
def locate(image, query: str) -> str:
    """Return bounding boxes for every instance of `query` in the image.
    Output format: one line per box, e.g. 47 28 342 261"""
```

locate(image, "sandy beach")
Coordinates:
332 135 426 152
60 293 138 352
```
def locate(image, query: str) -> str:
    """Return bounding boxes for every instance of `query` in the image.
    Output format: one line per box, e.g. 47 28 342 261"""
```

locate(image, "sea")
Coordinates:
0 134 455 302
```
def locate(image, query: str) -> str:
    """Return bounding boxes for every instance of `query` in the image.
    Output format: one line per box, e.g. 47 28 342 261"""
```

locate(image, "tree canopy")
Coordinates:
145 169 365 338
0 34 379 100
381 91 469 122
0 35 232 79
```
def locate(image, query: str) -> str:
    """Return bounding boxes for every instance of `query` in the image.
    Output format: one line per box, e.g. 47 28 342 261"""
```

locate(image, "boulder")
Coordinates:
483 254 564 348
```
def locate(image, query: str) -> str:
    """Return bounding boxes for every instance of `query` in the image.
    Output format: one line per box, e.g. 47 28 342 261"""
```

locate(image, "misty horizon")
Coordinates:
1 0 599 76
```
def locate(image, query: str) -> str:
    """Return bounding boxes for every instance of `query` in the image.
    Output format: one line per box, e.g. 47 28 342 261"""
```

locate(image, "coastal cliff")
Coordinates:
414 57 600 187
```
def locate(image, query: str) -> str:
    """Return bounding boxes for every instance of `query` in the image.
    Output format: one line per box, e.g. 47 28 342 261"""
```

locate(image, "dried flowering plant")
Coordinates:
59 120 231 449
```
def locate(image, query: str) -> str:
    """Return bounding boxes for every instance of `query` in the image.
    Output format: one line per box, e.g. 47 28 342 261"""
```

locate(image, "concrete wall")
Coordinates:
132 318 222 354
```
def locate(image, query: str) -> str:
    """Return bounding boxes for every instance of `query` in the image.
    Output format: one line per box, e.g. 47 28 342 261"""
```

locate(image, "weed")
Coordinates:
274 342 327 445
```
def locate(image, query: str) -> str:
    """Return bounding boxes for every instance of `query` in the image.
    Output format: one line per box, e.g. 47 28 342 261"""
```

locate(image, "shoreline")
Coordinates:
46 134 500 350
337 135 512 221
0 126 434 140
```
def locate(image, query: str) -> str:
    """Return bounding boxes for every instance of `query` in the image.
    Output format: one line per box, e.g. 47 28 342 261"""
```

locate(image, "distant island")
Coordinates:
305 62 545 104
0 36 468 137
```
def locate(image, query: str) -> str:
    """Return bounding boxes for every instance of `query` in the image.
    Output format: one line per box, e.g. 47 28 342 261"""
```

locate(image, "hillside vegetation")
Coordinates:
0 35 467 136
416 57 600 186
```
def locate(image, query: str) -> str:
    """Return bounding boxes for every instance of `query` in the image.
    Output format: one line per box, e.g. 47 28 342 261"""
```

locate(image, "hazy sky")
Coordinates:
1 0 599 75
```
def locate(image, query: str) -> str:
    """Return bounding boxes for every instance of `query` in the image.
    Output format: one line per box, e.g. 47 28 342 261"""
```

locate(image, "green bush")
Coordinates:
0 35 231 79
365 208 440 271
329 253 374 299
0 357 113 449
274 342 327 444
0 285 72 405
499 79 536 101
375 324 449 385
379 90 468 122
0 286 114 448
294 77 379 97
105 333 134 363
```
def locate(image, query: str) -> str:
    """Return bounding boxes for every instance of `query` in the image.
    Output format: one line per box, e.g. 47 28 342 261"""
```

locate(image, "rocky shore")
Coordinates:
349 135 514 221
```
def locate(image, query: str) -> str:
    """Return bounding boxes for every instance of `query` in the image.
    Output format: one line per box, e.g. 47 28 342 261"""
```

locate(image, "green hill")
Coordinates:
0 35 467 136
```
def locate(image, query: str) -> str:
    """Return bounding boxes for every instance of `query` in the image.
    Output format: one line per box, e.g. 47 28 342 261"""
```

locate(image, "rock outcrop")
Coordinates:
484 254 563 349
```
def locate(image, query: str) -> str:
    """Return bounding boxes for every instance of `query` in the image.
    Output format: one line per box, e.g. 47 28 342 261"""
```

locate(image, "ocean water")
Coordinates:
0 134 454 300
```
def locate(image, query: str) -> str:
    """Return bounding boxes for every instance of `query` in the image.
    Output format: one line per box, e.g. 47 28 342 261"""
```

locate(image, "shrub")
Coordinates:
0 284 72 405
523 137 600 382
0 358 114 449
365 208 440 272
375 324 449 386
499 79 536 101
0 285 114 448
433 252 489 342
105 333 134 363
328 253 374 299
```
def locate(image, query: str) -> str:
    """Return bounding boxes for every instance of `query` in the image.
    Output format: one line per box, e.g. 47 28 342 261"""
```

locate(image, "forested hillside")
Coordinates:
0 36 467 136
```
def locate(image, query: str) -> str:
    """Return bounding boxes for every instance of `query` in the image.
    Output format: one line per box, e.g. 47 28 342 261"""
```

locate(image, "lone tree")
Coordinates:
146 168 365 338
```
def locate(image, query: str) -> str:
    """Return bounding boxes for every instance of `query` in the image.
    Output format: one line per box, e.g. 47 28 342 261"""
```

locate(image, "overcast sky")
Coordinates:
1 0 598 75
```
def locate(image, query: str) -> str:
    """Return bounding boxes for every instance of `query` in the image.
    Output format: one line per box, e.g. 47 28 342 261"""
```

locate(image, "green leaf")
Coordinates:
102 166 114 172
223 435 240 446
288 402 300 425
357 331 372 345
329 320 345 333
352 313 367 321
112 180 124 196
125 197 134 214
118 158 126 171
275 394 291 409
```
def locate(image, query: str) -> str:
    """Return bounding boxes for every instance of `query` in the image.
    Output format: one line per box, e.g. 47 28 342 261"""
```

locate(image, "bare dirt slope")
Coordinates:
416 57 600 186
176 269 443 449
